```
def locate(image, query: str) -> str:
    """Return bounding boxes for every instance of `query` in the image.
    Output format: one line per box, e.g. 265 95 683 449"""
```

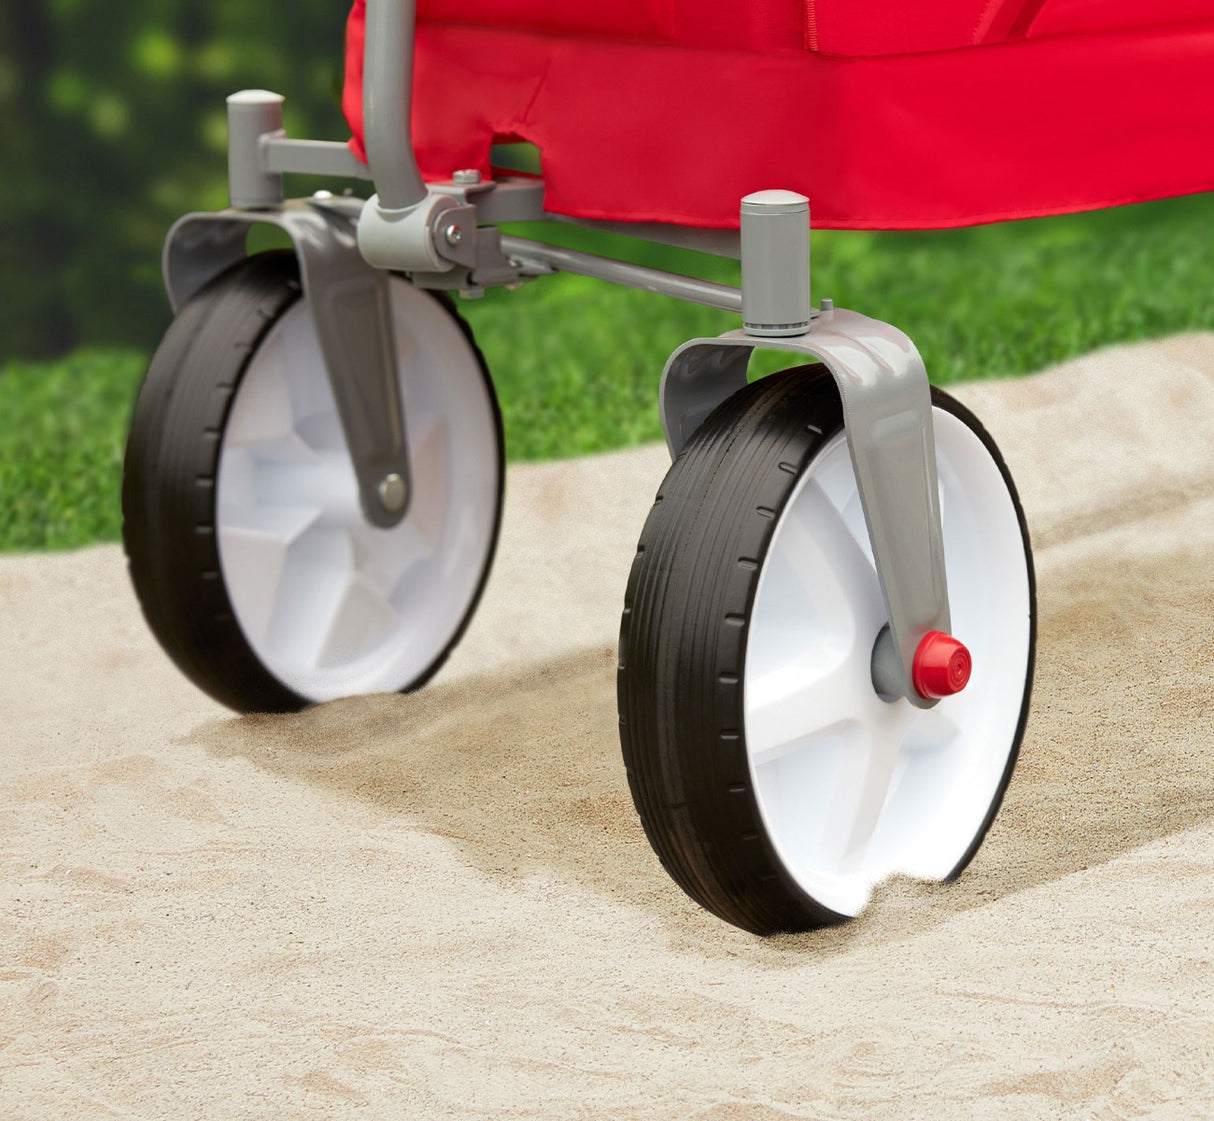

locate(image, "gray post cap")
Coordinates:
741 189 809 215
227 90 285 106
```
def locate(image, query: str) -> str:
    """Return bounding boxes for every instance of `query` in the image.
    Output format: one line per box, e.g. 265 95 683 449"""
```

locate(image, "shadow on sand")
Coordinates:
191 543 1214 960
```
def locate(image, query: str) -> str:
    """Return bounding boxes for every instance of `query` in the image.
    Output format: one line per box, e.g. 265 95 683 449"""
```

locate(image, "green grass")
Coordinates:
2 191 1212 551
471 192 1214 459
0 349 145 551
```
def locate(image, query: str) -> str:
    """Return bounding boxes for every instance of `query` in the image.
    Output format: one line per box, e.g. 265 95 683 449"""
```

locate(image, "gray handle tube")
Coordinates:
363 0 428 210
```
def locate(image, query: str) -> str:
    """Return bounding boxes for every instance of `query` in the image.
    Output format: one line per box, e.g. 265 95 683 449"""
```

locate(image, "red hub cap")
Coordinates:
912 631 972 699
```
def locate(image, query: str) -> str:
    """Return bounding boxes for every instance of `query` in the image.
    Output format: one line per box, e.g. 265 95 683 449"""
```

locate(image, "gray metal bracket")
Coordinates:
660 309 950 708
357 176 545 283
162 201 411 529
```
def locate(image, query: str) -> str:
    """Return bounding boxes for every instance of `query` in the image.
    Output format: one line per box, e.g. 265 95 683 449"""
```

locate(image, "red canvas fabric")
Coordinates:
342 0 1214 230
806 0 991 54
400 0 807 52
1023 0 1214 39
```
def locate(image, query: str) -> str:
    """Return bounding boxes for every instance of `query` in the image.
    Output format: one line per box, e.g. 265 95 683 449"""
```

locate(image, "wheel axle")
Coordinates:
872 625 971 701
912 630 972 699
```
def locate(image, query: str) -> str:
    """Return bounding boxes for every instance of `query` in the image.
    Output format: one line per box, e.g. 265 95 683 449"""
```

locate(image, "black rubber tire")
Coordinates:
122 251 504 713
617 365 1036 935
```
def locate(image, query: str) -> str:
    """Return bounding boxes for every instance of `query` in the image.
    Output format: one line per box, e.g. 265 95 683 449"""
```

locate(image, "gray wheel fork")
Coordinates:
162 201 412 529
659 309 951 708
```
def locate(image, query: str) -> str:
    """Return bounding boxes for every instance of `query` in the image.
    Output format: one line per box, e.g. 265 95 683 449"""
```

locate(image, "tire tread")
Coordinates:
618 366 1035 934
123 251 503 713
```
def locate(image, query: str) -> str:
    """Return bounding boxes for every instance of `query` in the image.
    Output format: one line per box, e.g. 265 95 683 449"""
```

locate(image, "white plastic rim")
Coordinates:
215 280 500 703
743 408 1031 917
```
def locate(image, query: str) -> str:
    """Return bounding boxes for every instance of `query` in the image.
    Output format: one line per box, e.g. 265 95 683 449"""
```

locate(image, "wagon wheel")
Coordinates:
124 251 503 712
618 365 1035 934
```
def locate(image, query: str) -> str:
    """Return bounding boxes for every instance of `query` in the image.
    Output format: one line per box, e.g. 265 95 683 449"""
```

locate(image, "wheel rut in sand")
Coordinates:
187 493 1214 951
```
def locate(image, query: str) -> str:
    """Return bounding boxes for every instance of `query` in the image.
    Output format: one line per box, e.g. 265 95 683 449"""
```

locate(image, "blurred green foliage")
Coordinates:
0 1 350 359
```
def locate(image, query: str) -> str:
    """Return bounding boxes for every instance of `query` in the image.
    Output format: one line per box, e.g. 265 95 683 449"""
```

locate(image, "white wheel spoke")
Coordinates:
741 407 1033 916
821 720 907 868
774 482 879 638
747 659 869 766
379 522 436 607
217 501 318 543
342 518 431 605
313 577 402 671
295 408 348 456
250 455 360 520
808 442 875 563
263 555 351 673
278 314 334 424
219 438 345 526
903 701 963 754
404 413 450 552
217 509 318 647
214 276 501 701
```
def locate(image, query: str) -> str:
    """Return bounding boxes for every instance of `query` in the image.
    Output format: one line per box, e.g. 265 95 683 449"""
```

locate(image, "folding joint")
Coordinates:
408 227 528 294
357 192 468 273
659 310 950 708
430 204 478 268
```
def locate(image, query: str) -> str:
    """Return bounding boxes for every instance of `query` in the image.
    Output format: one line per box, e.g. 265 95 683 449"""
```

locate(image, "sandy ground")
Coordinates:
3 335 1214 1119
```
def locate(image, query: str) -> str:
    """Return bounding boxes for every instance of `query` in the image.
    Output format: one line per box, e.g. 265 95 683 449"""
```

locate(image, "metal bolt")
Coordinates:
443 223 463 246
377 473 408 513
820 297 835 312
452 168 482 185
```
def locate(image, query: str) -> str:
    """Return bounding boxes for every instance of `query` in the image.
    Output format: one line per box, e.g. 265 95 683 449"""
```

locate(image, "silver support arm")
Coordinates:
163 203 413 529
262 137 374 180
363 0 427 210
660 312 951 709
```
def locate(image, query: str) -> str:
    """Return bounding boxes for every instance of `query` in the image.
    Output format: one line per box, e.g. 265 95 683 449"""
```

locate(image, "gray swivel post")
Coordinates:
227 91 286 209
740 190 811 337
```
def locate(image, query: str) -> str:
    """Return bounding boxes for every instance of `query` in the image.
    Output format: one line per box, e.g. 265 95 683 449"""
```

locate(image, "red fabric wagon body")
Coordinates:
343 0 1214 229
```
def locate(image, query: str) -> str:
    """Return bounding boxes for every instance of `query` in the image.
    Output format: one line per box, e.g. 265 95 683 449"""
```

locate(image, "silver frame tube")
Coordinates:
263 137 373 180
363 0 428 209
500 236 742 313
550 216 742 261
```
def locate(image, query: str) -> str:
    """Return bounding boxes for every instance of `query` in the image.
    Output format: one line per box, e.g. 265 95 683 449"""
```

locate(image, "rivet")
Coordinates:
377 473 408 513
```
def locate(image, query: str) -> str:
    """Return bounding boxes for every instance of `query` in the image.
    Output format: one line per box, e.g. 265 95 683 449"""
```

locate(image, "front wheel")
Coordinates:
123 251 504 713
618 366 1035 934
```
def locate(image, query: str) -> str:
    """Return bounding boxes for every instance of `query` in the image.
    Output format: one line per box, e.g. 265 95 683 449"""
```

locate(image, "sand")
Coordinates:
2 334 1214 1118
